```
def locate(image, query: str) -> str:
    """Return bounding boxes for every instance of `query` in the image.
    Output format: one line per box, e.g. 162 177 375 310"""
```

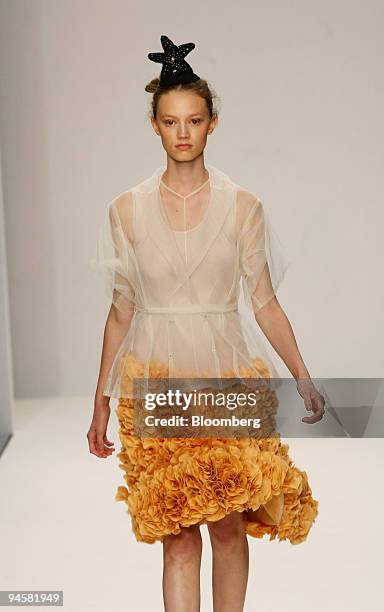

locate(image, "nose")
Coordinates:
177 122 190 138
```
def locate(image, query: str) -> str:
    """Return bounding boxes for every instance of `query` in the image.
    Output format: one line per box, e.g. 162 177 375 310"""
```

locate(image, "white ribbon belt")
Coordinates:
134 303 238 314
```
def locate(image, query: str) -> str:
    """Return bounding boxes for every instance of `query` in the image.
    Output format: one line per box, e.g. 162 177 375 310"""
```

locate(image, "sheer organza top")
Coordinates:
90 165 290 398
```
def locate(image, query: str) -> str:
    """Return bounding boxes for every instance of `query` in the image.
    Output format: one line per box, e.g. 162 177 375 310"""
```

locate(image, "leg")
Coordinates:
207 510 249 612
162 523 203 612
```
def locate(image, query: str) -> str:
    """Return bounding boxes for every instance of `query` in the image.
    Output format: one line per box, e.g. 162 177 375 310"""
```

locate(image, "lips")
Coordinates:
176 144 192 149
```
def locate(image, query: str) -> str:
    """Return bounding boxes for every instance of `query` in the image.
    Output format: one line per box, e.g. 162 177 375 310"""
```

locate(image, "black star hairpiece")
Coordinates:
147 35 201 87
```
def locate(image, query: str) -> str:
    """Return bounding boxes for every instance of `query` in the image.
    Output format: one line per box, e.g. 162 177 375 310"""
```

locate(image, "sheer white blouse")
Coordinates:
90 165 289 398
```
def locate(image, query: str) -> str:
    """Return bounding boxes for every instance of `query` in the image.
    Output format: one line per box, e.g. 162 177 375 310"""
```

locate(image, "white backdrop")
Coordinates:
0 145 14 449
0 0 383 398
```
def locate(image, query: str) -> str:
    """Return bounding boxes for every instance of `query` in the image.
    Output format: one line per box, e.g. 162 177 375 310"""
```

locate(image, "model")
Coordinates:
87 35 325 612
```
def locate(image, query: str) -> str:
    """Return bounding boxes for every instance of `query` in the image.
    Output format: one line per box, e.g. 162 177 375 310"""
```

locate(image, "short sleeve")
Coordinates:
90 191 136 314
237 190 289 312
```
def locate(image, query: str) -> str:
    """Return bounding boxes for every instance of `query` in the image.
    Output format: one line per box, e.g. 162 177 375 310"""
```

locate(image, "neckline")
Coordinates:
157 168 212 234
160 174 210 199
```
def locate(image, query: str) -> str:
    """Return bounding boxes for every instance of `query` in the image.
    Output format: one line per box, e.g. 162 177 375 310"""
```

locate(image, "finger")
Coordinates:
299 389 314 413
87 430 100 454
96 434 104 450
302 413 319 424
302 398 325 423
96 434 109 457
103 436 115 454
303 396 313 412
88 437 106 458
103 446 114 455
103 436 115 448
312 395 325 417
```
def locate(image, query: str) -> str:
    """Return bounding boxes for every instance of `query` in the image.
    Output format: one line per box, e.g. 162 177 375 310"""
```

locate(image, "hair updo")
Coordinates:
145 76 220 120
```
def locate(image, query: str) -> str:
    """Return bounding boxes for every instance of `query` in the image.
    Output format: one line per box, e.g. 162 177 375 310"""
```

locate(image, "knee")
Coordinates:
163 525 202 566
207 512 245 547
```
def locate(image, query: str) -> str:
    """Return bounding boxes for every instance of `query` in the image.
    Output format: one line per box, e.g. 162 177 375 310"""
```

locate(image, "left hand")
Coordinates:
296 379 326 424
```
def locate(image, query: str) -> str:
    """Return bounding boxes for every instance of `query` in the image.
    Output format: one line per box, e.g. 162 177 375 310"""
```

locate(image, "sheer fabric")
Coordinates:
91 191 136 316
90 165 290 399
90 170 320 547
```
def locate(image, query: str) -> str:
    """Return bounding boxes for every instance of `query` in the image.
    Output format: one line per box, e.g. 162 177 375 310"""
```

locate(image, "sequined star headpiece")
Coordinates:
147 35 201 88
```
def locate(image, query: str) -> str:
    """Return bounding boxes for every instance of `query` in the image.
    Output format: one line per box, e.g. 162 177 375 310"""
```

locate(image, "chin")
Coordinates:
175 150 204 162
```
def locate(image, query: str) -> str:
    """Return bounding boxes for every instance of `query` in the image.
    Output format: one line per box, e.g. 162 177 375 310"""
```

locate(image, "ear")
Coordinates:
208 114 218 134
150 116 160 136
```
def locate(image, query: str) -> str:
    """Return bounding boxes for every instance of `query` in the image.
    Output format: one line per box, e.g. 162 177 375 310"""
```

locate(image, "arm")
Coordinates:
254 295 310 381
254 297 325 423
88 192 136 456
94 302 135 407
237 191 325 423
89 302 135 459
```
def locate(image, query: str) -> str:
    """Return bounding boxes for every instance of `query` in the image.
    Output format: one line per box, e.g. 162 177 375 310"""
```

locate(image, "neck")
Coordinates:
160 158 209 196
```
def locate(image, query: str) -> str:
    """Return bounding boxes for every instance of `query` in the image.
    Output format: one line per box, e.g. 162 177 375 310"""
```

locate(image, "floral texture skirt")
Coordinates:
114 352 319 545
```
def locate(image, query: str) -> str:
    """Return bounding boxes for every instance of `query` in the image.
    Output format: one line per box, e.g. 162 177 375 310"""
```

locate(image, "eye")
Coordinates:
164 119 175 126
191 118 202 125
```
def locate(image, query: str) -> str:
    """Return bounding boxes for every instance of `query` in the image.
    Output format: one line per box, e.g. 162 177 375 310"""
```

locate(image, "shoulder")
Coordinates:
113 190 134 214
234 187 263 233
235 187 261 209
108 190 134 242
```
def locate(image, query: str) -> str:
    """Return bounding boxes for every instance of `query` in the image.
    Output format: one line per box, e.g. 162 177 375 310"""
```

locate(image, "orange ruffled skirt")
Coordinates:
114 353 319 545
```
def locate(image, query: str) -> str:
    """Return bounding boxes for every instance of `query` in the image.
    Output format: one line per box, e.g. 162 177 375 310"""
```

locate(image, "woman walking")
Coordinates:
88 35 324 612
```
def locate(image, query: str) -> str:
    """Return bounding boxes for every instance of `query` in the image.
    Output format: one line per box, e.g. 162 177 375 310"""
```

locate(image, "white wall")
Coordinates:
0 144 14 447
0 0 383 398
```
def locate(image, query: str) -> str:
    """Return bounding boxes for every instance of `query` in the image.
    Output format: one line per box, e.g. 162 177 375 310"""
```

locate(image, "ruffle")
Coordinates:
117 347 274 398
114 354 319 545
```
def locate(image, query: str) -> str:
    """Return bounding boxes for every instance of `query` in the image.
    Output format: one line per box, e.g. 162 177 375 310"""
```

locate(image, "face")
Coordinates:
150 89 217 161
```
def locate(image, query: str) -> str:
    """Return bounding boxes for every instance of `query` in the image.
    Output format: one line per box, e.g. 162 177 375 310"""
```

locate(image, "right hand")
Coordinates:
87 399 115 458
